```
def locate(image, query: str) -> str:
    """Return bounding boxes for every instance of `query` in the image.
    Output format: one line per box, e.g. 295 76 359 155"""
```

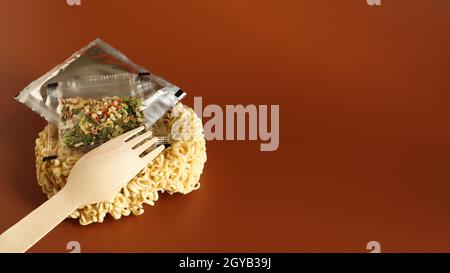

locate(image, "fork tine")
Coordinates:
127 130 153 147
141 144 165 162
119 126 146 142
134 137 158 155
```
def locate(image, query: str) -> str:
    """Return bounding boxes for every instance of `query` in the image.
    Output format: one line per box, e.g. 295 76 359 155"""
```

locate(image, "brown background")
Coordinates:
1 0 450 252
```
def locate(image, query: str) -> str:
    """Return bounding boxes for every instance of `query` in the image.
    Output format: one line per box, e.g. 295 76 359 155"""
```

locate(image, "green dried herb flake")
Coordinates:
61 96 144 148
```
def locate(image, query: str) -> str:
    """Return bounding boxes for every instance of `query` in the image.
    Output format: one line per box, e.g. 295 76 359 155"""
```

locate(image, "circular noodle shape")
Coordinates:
35 103 207 225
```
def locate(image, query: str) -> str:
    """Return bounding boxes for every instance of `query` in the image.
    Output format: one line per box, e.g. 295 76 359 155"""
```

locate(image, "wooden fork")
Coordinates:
0 126 165 253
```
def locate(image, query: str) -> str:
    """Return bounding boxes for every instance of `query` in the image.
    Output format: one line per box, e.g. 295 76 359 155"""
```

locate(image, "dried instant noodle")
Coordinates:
35 103 207 225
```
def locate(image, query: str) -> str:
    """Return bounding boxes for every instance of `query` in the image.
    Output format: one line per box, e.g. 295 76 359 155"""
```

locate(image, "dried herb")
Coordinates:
60 96 144 148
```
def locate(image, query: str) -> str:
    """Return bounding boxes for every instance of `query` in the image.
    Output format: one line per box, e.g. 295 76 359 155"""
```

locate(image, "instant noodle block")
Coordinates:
35 103 207 225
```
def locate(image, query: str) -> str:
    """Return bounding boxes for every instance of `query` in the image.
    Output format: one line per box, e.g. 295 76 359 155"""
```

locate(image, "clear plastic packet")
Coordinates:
12 38 186 160
16 38 147 122
44 73 185 160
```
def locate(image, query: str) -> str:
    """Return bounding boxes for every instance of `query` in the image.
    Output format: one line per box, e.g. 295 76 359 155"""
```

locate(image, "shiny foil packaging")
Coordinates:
15 38 185 126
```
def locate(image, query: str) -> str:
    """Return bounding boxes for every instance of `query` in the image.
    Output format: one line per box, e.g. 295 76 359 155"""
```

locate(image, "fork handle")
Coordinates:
0 189 79 253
